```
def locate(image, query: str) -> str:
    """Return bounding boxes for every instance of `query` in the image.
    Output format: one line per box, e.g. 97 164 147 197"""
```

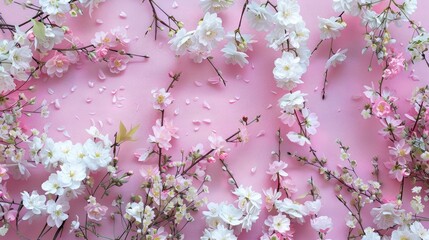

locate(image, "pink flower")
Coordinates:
84 196 108 221
44 54 70 78
151 88 173 110
139 165 160 180
311 216 333 234
388 139 411 164
384 160 409 182
111 27 130 45
372 98 391 118
157 119 179 139
267 161 288 181
91 31 117 48
208 133 228 156
107 54 129 74
379 116 403 137
94 45 108 60
148 124 172 150
382 52 405 79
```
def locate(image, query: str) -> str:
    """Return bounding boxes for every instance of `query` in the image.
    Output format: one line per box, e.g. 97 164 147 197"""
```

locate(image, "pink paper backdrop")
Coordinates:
2 0 429 239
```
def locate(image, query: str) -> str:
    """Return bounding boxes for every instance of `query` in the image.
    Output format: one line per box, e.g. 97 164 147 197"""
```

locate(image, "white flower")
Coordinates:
278 91 306 113
311 216 333 233
34 27 64 53
57 163 87 190
370 202 404 229
273 52 305 90
361 9 382 29
219 203 243 226
408 32 429 61
304 199 321 215
0 66 14 93
125 201 144 223
8 46 32 71
362 227 381 240
21 191 46 220
79 0 106 17
202 224 237 240
318 16 346 40
263 188 282 211
69 215 80 233
287 132 310 146
42 173 65 195
264 214 290 234
333 0 360 16
325 49 348 69
233 185 262 210
39 0 71 15
275 0 302 27
288 21 310 49
391 229 419 240
0 225 8 236
195 13 224 50
83 139 112 170
403 0 417 16
410 221 429 240
246 2 273 31
0 39 14 57
221 42 249 68
46 199 70 228
169 28 195 56
302 108 320 135
266 26 289 51
275 198 308 222
200 0 234 13
203 202 223 228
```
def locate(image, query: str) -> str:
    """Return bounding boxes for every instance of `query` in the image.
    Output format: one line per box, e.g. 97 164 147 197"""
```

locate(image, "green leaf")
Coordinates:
31 19 46 41
117 121 140 143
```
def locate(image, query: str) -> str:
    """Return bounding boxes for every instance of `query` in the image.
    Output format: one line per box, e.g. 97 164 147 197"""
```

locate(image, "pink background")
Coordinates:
2 0 429 239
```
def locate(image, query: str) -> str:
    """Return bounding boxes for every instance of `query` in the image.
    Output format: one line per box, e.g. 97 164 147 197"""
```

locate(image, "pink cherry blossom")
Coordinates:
384 160 409 182
111 27 131 45
44 54 70 78
148 124 172 150
382 52 405 79
388 139 411 164
157 119 179 139
208 133 228 156
151 88 173 110
107 54 129 74
91 31 117 48
267 161 288 181
94 45 108 60
372 98 391 118
84 197 108 221
139 165 160 180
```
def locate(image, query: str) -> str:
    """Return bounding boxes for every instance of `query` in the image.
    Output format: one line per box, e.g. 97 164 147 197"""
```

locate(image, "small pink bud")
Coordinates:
207 156 216 163
219 152 228 160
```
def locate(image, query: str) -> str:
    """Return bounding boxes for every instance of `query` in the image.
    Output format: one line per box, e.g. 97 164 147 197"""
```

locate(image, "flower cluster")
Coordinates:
21 127 114 227
202 186 262 239
169 12 225 63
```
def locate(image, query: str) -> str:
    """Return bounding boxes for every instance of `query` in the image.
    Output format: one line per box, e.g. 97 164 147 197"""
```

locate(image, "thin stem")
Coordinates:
207 57 226 86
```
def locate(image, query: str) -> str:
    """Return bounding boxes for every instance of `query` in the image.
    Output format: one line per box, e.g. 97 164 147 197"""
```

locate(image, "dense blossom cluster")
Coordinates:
1 0 429 239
